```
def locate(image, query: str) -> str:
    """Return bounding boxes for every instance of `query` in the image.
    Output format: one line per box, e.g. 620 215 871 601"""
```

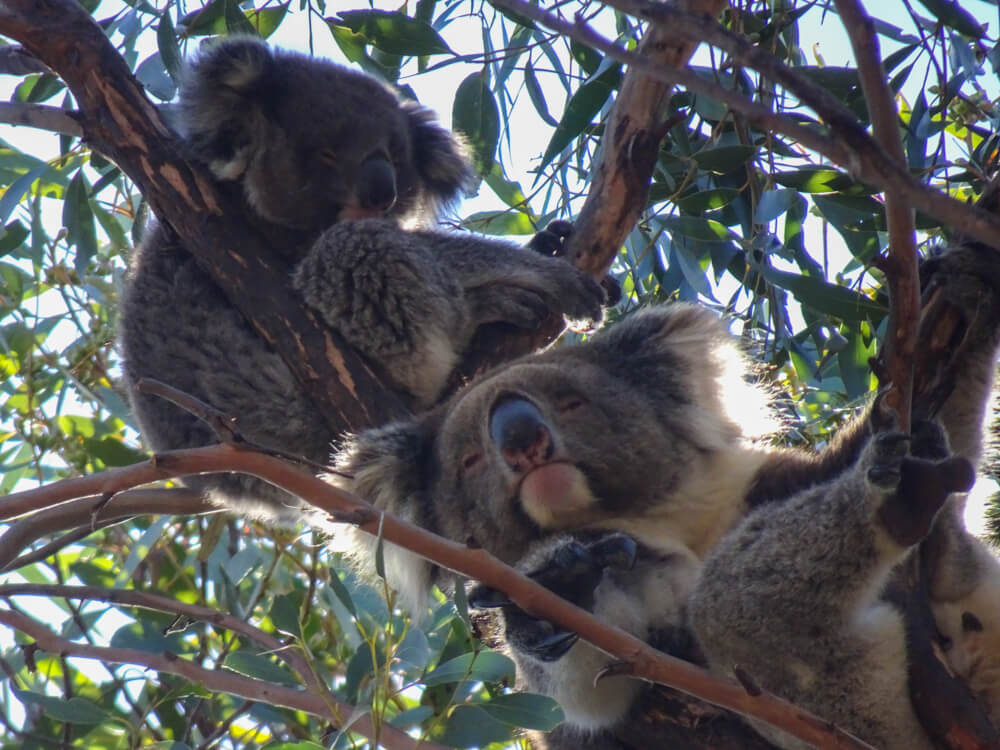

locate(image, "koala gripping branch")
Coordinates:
0 0 408 436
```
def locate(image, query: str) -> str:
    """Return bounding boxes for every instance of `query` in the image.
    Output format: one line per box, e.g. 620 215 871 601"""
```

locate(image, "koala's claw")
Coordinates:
866 432 910 490
528 219 574 257
516 622 579 662
470 534 638 663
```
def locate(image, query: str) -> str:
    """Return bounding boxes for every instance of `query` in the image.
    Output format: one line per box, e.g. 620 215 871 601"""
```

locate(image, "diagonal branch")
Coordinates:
0 447 874 750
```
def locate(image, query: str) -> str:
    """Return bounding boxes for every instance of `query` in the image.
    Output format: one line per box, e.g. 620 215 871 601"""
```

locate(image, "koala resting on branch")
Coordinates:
332 242 1000 749
118 36 607 521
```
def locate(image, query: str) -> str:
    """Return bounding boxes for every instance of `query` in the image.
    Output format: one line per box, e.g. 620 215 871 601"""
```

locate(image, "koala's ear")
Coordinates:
177 36 277 180
331 414 442 613
331 413 439 530
402 100 476 211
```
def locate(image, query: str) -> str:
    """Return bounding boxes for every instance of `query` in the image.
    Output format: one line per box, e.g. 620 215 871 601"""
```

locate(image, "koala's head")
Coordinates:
333 304 773 603
177 36 473 232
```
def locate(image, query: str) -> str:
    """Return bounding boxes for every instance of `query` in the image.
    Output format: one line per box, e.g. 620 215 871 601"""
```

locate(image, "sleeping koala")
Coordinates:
333 242 1000 747
119 37 605 519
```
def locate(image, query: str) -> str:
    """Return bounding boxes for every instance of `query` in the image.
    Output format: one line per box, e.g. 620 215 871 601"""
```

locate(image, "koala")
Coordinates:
688 423 980 750
118 37 606 519
332 242 1000 748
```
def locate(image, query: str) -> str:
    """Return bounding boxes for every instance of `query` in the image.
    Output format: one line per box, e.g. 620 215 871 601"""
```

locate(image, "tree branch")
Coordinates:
0 447 873 750
0 488 216 572
0 101 80 136
0 607 439 750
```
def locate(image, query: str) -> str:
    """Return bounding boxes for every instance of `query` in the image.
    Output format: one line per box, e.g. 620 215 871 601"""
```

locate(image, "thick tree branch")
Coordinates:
0 608 439 750
0 448 873 750
0 0 408 436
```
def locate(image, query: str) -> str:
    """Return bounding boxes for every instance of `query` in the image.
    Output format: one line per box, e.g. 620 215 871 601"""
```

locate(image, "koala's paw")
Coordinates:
867 429 975 548
865 431 910 491
527 219 574 258
552 267 608 330
527 220 622 310
469 534 638 662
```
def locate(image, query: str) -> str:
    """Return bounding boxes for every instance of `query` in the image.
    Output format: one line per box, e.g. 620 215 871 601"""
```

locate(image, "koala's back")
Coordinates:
120 223 331 516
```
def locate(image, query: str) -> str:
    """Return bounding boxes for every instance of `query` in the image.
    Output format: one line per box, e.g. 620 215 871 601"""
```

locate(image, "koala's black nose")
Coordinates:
489 396 553 472
357 154 397 212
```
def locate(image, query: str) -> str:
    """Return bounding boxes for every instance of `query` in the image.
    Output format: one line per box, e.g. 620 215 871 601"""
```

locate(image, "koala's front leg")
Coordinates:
689 424 974 750
409 226 608 333
471 533 699 732
293 219 469 406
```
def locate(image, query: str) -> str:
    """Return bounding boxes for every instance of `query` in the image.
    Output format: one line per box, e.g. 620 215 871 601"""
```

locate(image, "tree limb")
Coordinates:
0 488 216 572
0 101 80 136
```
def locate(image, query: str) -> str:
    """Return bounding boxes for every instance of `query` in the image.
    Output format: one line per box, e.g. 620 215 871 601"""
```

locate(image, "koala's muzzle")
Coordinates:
357 154 397 212
490 396 554 472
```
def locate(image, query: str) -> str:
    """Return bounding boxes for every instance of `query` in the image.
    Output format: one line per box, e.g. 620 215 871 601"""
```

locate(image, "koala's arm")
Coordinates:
915 243 1000 462
470 534 701 733
405 226 606 329
688 426 974 750
293 219 605 406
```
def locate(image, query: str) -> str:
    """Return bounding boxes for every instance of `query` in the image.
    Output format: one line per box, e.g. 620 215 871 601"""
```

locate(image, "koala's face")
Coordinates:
425 356 698 565
179 39 472 235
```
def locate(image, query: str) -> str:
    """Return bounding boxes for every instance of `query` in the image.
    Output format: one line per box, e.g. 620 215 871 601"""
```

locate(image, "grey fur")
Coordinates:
119 37 605 518
333 245 1000 746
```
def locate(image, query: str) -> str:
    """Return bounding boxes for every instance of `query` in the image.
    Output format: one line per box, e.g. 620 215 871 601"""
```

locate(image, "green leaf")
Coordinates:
223 649 298 687
524 59 558 127
484 165 534 215
62 170 97 273
177 0 226 35
755 189 799 223
224 0 257 35
0 163 50 226
335 10 451 56
676 188 740 214
691 145 758 174
271 594 302 638
461 210 534 235
0 220 28 256
135 53 176 101
246 3 289 38
155 11 182 82
540 64 621 169
473 692 565 730
773 167 869 195
661 216 737 243
422 649 515 686
14 691 108 724
452 71 500 177
761 266 886 322
913 0 984 37
436 705 514 747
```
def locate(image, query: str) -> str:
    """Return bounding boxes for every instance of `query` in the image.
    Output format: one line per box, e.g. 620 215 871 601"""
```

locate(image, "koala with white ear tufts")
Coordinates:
119 36 606 521
332 242 1000 749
